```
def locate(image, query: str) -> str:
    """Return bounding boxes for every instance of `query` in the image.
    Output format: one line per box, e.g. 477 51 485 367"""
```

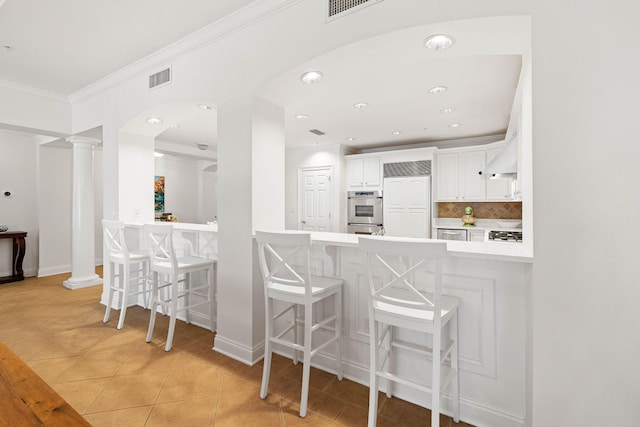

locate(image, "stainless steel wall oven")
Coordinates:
347 190 383 234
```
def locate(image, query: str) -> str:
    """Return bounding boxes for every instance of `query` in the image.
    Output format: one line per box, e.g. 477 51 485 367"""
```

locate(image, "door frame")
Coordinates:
297 165 335 232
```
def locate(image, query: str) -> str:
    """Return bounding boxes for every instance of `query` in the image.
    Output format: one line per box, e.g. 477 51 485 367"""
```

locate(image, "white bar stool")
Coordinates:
102 220 150 329
256 231 343 418
144 223 216 351
359 237 460 427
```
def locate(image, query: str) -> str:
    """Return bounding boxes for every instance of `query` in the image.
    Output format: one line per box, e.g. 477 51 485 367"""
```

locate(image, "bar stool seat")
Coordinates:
102 220 150 329
359 236 460 427
256 230 343 418
144 223 216 351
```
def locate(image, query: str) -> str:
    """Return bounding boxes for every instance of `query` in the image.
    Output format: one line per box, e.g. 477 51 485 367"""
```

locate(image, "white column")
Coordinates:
63 137 103 290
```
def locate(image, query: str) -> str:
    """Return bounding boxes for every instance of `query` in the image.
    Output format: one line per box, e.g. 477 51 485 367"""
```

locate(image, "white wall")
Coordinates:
0 130 38 277
0 83 71 135
285 144 343 232
201 167 217 223
154 154 200 223
38 144 104 276
531 2 640 426
37 145 71 276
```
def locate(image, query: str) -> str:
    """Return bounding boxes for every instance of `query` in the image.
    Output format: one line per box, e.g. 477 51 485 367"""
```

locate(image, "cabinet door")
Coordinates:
363 157 380 187
407 177 428 208
383 208 405 237
436 153 459 201
459 150 486 201
485 146 514 200
468 229 486 242
383 178 405 208
348 158 364 188
406 209 428 238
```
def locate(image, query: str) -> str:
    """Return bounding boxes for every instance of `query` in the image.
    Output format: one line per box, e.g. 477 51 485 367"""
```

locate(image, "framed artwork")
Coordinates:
154 175 165 213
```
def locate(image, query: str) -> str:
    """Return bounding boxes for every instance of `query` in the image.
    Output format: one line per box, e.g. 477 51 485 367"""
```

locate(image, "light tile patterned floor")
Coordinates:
0 271 474 427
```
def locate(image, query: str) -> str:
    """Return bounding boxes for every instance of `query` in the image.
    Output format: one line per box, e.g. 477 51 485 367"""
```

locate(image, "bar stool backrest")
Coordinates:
255 231 312 296
102 220 129 261
144 223 178 274
359 237 449 323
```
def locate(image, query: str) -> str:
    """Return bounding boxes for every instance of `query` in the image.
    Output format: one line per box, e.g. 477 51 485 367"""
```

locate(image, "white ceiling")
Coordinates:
0 0 529 155
0 0 254 95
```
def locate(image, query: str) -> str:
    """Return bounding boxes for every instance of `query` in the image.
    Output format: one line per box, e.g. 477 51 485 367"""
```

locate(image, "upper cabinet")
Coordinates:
435 142 517 202
436 149 485 201
347 156 381 190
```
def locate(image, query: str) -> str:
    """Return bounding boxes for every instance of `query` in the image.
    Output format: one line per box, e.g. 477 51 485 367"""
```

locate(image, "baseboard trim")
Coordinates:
37 265 71 277
213 334 264 366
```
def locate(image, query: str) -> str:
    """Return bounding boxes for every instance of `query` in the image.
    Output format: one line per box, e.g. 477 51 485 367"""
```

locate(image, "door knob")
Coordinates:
301 220 306 224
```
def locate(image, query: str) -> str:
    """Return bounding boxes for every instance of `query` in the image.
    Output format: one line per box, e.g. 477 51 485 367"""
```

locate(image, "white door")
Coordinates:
300 167 333 232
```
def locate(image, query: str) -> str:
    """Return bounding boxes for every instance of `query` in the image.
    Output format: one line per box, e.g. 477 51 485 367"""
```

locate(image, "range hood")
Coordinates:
482 135 517 179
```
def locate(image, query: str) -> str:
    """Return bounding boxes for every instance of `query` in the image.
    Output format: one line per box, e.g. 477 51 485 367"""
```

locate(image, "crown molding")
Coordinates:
0 78 69 102
69 0 303 104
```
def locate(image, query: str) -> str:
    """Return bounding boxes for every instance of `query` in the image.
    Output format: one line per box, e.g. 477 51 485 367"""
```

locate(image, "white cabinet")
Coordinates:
468 229 486 242
383 176 430 238
436 149 485 201
485 146 515 200
347 156 380 189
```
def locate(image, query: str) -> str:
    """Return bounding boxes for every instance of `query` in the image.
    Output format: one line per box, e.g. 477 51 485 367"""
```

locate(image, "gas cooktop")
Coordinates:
488 230 523 242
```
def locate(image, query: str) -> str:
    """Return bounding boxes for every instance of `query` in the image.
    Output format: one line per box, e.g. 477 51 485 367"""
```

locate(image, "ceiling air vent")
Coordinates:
148 67 171 89
309 129 326 136
328 0 382 18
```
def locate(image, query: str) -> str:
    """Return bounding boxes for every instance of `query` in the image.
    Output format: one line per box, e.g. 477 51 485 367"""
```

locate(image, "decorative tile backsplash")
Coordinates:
437 202 522 219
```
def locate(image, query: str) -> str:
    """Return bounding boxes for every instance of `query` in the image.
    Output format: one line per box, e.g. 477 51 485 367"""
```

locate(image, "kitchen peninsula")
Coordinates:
262 230 531 427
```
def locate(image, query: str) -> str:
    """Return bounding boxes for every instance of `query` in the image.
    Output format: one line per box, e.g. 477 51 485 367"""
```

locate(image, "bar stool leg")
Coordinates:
300 303 313 418
292 304 299 365
165 279 179 351
368 315 379 427
146 272 159 343
452 309 460 423
103 261 115 324
335 289 343 380
260 297 274 400
116 263 131 330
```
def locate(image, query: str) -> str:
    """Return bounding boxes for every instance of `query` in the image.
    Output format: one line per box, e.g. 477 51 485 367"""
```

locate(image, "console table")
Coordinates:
0 231 27 285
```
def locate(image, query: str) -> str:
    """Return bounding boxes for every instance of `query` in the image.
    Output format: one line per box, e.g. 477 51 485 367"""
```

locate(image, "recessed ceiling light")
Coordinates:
295 114 309 120
196 143 209 150
424 34 455 50
147 117 163 125
154 152 164 158
449 123 461 128
428 86 448 94
353 102 369 109
346 137 356 141
171 124 180 128
440 107 456 113
300 71 323 84
391 131 402 136
198 104 215 110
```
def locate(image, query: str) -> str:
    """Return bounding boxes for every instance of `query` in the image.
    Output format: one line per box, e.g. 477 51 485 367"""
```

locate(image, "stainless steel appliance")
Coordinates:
347 190 383 234
437 228 467 241
347 223 384 235
488 230 523 242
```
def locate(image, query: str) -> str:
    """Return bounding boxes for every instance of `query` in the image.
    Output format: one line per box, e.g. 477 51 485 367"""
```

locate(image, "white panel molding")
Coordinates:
346 257 497 377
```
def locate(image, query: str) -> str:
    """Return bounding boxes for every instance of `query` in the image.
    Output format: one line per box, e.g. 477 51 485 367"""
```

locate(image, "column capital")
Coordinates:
66 136 101 147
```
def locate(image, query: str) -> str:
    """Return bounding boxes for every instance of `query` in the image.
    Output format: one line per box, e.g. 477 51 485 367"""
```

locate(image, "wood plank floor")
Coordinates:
0 270 474 427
